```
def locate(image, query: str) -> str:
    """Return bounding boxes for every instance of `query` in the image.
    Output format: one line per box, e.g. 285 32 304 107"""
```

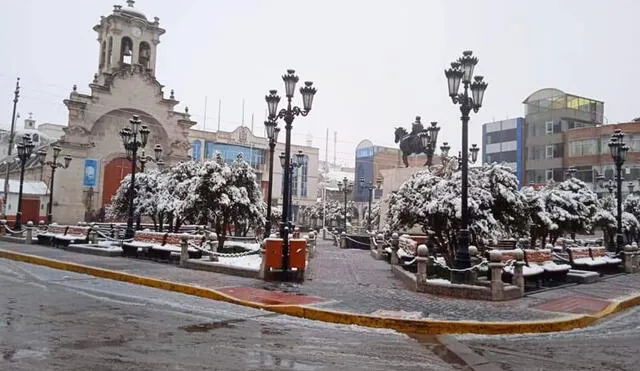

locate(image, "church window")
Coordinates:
107 37 113 66
138 41 151 68
121 37 133 65
100 41 106 68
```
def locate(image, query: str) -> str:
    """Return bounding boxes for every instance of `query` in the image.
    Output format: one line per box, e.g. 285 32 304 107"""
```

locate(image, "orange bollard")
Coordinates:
289 239 307 270
264 238 283 269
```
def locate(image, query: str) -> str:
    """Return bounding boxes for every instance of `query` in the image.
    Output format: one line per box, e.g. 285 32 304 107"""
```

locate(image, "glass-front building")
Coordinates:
522 88 604 185
353 140 397 202
191 140 266 182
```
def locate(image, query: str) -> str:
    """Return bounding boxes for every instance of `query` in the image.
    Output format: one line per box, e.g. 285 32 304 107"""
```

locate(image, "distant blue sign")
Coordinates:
83 159 98 186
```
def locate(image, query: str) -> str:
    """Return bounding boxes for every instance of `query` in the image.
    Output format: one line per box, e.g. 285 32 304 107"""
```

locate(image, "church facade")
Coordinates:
3 0 321 225
52 1 195 223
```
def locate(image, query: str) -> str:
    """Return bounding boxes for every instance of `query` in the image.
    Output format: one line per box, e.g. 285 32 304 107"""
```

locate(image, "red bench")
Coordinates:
53 226 91 247
524 249 571 281
487 250 545 284
568 246 621 272
37 225 68 245
146 233 205 261
122 231 167 257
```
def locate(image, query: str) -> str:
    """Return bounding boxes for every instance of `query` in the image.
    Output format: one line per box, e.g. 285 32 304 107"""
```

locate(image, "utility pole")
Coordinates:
2 77 20 218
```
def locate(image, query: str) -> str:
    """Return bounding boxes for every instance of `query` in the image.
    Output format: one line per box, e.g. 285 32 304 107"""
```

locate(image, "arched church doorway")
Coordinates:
102 157 132 207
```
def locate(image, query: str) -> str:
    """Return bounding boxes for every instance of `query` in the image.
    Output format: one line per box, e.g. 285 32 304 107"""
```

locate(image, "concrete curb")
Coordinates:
2 247 639 335
436 335 501 371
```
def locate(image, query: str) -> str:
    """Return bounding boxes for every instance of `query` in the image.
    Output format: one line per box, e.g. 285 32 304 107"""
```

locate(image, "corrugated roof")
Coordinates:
0 179 48 196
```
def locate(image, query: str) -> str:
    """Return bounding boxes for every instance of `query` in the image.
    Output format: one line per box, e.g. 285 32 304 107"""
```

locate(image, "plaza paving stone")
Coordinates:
1 239 639 323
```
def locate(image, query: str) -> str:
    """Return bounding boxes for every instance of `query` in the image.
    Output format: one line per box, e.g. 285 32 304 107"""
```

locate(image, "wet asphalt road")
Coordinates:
0 258 457 371
458 305 640 371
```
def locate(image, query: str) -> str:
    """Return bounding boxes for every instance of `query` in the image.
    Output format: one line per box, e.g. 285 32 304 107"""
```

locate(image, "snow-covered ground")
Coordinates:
223 241 260 251
210 253 261 271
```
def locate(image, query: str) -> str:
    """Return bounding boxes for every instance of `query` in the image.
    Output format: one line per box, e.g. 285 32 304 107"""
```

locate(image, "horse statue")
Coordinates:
394 116 432 167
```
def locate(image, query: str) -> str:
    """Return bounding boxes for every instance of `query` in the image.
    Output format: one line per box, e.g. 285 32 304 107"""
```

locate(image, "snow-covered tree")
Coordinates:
522 185 557 248
157 161 203 232
302 201 325 225
106 169 162 229
229 154 266 237
324 199 355 228
386 164 529 265
624 193 640 222
183 154 265 248
597 194 640 249
369 201 381 231
539 178 598 244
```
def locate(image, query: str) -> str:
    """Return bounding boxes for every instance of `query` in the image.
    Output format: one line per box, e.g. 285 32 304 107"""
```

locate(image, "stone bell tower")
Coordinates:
93 0 165 77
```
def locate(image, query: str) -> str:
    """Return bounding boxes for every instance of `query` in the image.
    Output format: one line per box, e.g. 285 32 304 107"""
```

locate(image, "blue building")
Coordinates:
481 118 524 187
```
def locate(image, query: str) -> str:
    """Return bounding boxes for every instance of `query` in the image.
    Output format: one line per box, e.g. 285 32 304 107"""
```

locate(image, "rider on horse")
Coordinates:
410 116 424 137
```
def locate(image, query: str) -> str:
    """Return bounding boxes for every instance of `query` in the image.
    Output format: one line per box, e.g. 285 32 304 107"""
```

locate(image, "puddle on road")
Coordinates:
181 318 247 333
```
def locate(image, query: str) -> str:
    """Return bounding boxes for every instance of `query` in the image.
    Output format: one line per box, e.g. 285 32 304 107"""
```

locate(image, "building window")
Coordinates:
292 165 299 197
546 169 553 181
545 145 554 159
192 140 202 161
301 155 308 197
545 121 554 135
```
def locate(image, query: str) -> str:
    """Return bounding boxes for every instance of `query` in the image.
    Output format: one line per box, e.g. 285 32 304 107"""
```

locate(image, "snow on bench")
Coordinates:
499 250 544 278
524 249 571 279
53 226 91 246
36 225 68 244
148 233 204 260
568 246 621 270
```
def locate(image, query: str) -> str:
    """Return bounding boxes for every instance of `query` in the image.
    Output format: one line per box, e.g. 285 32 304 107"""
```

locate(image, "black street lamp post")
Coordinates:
14 134 35 230
445 50 488 274
264 120 281 238
37 146 72 224
280 150 305 225
598 175 616 196
438 142 480 173
337 177 353 232
119 115 151 239
138 144 164 172
359 176 382 231
136 144 163 229
608 128 630 251
419 120 441 167
265 70 317 275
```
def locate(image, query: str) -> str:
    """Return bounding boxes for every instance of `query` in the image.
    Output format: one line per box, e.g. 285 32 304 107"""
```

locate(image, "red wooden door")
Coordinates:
102 157 132 207
21 199 40 224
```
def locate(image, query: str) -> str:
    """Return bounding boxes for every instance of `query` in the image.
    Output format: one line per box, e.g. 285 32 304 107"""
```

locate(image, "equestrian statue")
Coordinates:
394 116 439 167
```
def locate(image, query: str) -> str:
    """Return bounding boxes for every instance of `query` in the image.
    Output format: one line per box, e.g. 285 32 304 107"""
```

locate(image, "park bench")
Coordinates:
524 249 571 281
36 225 68 245
52 225 92 247
494 239 518 250
397 235 419 269
487 250 544 285
121 231 167 257
147 233 205 261
567 246 621 272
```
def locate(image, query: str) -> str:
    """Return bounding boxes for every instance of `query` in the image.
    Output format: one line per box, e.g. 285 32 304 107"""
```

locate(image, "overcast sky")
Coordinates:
0 0 638 166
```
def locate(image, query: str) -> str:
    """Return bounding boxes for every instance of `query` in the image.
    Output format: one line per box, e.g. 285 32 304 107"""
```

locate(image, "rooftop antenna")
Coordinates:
203 96 208 131
217 99 221 131
241 98 245 127
333 131 337 165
